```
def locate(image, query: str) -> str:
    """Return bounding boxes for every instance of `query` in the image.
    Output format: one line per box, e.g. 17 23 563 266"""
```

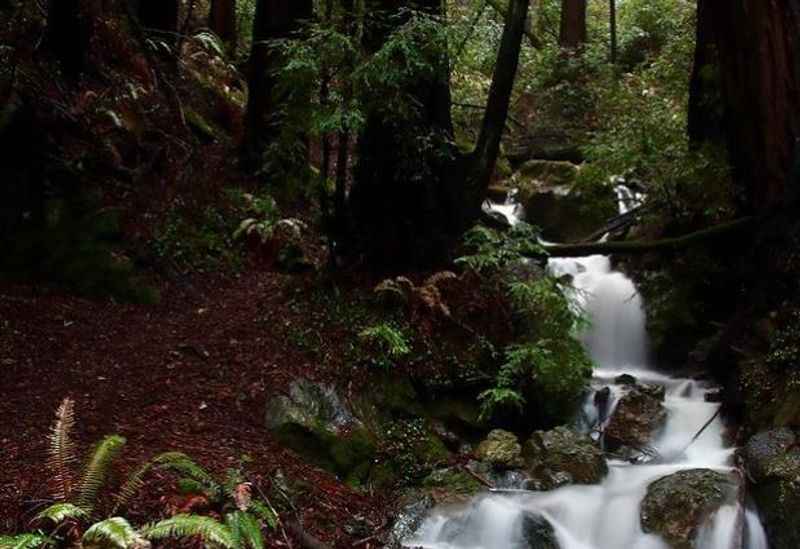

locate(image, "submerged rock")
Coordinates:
523 426 608 489
475 429 524 469
741 429 800 549
605 385 667 450
518 512 560 549
640 469 735 549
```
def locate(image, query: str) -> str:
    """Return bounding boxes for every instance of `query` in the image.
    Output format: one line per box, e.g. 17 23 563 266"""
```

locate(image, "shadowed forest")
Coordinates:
1 1 799 548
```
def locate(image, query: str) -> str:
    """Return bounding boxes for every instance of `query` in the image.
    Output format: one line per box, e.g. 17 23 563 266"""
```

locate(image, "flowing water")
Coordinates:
405 190 768 549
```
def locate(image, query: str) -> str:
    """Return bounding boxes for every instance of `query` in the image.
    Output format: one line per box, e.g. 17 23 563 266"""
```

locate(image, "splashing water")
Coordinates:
405 189 768 549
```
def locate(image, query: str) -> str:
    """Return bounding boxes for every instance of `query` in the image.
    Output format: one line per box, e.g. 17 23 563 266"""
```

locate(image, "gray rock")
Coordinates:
741 429 800 549
475 429 524 469
523 426 608 489
640 469 735 549
265 379 360 436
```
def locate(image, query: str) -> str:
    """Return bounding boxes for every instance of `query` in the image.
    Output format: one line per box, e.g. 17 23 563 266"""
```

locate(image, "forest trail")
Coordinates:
0 271 385 546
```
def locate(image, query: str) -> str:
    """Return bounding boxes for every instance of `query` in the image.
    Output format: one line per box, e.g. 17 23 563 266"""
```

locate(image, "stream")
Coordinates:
402 189 769 549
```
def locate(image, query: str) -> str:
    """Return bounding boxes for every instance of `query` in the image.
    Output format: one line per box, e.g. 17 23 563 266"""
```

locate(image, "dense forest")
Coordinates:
1 0 799 548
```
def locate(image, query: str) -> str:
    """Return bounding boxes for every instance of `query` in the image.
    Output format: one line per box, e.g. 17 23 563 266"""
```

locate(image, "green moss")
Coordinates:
421 468 482 495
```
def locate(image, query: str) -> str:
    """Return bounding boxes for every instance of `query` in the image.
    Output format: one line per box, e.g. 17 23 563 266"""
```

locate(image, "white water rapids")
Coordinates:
404 189 768 549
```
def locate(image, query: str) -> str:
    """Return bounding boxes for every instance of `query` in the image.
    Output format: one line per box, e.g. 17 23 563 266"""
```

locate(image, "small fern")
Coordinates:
142 515 235 548
76 435 127 513
247 501 277 531
34 503 88 524
82 518 149 549
0 534 52 549
47 398 77 500
225 511 264 549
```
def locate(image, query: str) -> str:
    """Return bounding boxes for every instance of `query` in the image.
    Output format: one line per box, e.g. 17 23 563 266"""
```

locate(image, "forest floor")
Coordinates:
0 269 391 548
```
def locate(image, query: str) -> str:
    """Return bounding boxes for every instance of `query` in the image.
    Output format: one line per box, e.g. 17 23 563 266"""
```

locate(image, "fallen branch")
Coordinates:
539 217 755 258
462 465 495 489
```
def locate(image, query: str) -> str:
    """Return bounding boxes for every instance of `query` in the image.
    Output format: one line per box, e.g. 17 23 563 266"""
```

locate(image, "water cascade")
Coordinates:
405 190 768 549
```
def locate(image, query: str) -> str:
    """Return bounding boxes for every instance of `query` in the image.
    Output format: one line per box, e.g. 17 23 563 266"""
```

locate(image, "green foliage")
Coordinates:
76 435 127 513
358 323 411 368
142 515 235 549
0 534 52 549
82 517 147 549
456 223 546 274
34 503 87 525
767 311 800 370
232 192 280 244
225 511 264 549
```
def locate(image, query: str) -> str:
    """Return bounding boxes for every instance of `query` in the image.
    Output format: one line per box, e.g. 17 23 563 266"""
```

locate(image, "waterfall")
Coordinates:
404 189 768 549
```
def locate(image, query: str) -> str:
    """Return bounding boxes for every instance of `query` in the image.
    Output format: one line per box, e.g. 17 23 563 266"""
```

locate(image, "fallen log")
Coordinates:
538 217 755 258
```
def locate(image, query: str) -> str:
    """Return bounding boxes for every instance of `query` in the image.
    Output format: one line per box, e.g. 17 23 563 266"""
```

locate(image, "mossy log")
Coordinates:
538 217 755 258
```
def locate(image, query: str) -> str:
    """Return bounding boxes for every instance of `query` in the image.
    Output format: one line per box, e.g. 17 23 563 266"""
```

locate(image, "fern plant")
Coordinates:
358 323 411 368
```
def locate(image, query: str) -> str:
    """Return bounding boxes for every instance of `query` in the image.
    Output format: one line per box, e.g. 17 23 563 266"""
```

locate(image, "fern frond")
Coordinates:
76 435 126 513
142 515 235 548
424 271 457 288
248 501 277 531
154 453 220 500
225 511 264 549
82 518 149 549
0 533 52 549
34 503 88 524
47 397 77 500
114 451 213 514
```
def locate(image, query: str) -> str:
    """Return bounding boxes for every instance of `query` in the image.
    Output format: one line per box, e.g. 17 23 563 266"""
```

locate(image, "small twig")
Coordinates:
680 407 722 455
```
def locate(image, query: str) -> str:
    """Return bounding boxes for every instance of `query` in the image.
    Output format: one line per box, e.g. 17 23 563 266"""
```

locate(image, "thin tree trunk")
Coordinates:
209 0 237 50
609 0 617 64
559 0 586 49
467 0 530 215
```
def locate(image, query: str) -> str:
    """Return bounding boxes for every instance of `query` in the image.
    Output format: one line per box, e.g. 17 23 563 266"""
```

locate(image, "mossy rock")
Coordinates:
421 467 483 504
523 426 607 489
475 429 524 469
517 160 580 187
741 429 800 549
640 469 735 549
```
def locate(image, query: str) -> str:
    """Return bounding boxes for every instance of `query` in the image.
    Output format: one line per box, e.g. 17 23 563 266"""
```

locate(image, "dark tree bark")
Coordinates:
349 0 457 265
687 0 724 148
466 0 530 214
138 0 179 32
559 0 586 49
209 0 237 50
47 0 90 76
691 0 800 212
243 0 313 168
347 0 530 266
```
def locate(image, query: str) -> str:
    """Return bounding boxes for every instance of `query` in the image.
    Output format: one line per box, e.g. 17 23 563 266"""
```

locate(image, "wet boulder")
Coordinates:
640 469 735 549
518 512 560 549
475 429 525 469
385 493 435 548
741 428 800 549
605 385 667 450
512 161 616 242
523 426 608 489
265 379 375 483
421 467 484 505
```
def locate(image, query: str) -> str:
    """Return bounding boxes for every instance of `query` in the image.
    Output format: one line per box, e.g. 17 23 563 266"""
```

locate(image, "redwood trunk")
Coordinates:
559 0 587 49
209 0 237 49
243 0 313 167
138 0 179 32
693 0 800 211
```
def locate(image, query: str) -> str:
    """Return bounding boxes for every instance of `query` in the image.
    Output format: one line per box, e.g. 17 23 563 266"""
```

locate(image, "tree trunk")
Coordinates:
243 0 313 168
693 0 800 212
609 0 617 64
209 0 237 50
467 0 530 216
47 0 89 76
138 0 179 32
349 0 457 265
559 0 586 49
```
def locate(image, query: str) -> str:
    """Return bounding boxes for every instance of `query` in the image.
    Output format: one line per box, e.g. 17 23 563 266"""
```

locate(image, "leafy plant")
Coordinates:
358 323 411 368
456 223 546 274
